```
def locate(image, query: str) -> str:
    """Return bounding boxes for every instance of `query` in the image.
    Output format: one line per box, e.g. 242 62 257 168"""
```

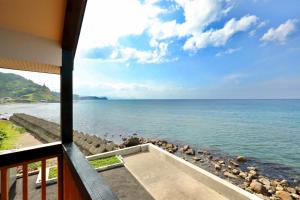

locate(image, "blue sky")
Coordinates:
2 0 300 99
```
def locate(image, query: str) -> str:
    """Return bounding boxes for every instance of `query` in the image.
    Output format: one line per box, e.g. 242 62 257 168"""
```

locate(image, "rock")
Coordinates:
232 169 239 175
215 164 221 170
280 180 288 187
250 180 268 195
247 166 257 171
224 171 238 179
179 147 184 153
286 187 296 194
230 160 239 167
259 177 271 190
208 155 213 160
185 148 195 155
105 143 115 151
295 186 300 194
271 180 280 187
239 172 248 179
276 185 284 191
203 151 211 155
192 157 201 161
249 170 257 177
218 160 225 165
197 150 204 154
236 156 247 162
291 193 300 199
123 137 140 147
276 191 292 200
183 145 190 151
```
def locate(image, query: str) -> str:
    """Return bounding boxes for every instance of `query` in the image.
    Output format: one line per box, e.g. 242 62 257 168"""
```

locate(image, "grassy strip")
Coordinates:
48 167 58 179
0 120 25 150
89 156 121 169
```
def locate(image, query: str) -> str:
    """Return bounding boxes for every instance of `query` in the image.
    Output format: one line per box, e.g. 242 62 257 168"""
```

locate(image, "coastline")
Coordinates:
4 113 300 200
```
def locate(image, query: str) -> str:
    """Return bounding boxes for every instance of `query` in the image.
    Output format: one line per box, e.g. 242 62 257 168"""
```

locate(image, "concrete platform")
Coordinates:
99 167 154 200
124 151 228 200
92 144 261 200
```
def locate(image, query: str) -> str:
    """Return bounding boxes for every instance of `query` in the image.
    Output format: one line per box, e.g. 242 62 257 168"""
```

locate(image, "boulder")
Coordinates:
105 143 115 152
291 193 300 199
276 191 292 200
296 186 300 194
230 160 239 167
123 137 140 147
236 156 247 162
280 180 288 187
192 157 201 161
247 166 257 171
224 171 238 179
239 172 248 179
276 185 284 191
218 160 225 165
286 187 296 194
183 145 190 151
214 164 221 170
259 177 271 190
250 180 267 194
232 169 239 175
185 148 195 155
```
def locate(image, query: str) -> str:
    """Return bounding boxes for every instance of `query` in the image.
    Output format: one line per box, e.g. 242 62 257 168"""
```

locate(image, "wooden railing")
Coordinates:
0 142 117 200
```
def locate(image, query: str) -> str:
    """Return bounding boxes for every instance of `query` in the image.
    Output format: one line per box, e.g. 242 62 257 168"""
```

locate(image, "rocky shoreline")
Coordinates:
119 136 300 200
8 113 300 200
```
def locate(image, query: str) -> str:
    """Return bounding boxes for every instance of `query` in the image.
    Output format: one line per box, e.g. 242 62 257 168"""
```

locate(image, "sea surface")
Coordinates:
1 99 300 180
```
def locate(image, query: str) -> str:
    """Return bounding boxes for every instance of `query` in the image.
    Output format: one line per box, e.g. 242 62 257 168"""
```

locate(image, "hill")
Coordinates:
0 72 59 103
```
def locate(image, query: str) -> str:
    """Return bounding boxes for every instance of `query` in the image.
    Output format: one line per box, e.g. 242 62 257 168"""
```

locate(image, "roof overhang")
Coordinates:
0 0 87 74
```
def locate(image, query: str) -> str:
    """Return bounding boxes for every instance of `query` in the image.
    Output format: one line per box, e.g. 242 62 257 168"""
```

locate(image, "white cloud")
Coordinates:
183 15 258 50
111 42 169 64
216 47 241 57
260 19 297 44
78 0 165 49
149 0 232 40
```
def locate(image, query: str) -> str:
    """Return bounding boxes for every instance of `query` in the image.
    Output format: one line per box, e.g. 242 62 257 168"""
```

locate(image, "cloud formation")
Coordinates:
183 15 258 50
260 19 297 44
77 0 261 63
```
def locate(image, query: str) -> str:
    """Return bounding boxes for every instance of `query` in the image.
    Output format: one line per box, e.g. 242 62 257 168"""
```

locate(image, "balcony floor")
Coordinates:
124 151 229 200
99 166 154 200
13 174 57 200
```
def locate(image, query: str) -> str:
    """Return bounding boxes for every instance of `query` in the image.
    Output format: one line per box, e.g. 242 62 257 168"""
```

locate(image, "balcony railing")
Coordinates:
0 142 118 200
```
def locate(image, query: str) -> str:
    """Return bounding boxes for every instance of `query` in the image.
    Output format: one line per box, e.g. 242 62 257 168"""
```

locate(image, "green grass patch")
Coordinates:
89 156 121 169
0 120 25 150
48 167 58 179
27 160 54 171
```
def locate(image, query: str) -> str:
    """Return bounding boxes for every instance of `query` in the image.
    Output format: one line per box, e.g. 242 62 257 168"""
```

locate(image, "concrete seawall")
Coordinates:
10 113 116 155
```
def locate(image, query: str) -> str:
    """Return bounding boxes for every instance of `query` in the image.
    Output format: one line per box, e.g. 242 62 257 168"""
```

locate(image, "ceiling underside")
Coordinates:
0 0 67 74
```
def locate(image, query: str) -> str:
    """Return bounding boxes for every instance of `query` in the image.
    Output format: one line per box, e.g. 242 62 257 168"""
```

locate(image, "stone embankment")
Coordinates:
120 136 300 200
10 113 117 155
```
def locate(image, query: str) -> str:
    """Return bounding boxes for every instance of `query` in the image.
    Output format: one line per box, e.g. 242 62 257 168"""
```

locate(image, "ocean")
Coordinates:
1 99 300 180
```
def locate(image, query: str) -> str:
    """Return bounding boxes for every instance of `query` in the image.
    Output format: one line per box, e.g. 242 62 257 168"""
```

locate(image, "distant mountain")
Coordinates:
0 72 59 103
77 96 108 100
0 72 108 103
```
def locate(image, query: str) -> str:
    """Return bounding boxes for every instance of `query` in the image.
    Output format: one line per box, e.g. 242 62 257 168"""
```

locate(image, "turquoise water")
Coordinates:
1 99 300 172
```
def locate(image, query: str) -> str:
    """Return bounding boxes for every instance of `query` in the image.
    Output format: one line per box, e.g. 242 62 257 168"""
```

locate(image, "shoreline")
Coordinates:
5 113 300 200
119 136 300 199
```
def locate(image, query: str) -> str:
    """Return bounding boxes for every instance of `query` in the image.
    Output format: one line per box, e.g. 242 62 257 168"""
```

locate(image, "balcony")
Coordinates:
0 142 117 200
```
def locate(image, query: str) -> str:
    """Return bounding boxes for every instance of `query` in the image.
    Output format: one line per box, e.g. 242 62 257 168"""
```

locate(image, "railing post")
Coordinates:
41 160 46 200
22 164 28 200
1 168 8 200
